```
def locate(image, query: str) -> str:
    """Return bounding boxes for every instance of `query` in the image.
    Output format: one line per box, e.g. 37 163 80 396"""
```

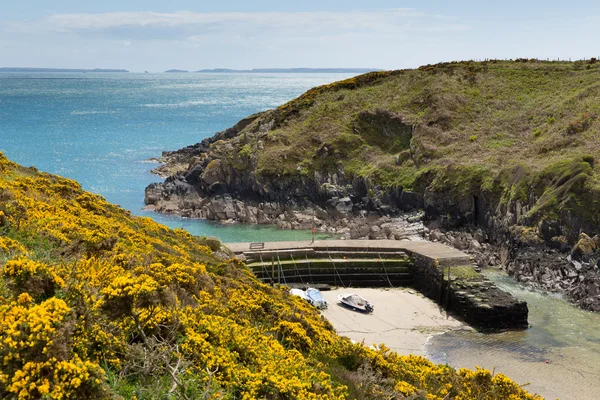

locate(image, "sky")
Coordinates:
1 1 599 72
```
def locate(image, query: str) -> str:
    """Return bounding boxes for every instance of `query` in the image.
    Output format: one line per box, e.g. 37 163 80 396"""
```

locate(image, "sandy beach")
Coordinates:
320 288 469 355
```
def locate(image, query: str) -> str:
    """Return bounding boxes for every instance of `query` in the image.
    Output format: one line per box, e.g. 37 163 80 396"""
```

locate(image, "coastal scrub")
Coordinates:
0 153 540 399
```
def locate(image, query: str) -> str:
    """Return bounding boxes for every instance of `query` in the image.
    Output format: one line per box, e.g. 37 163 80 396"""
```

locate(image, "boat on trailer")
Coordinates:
306 287 328 309
290 288 328 310
337 293 374 313
290 288 310 302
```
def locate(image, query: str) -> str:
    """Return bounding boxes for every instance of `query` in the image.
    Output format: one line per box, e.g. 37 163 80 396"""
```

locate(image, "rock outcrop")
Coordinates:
145 61 600 312
427 227 600 311
144 110 427 238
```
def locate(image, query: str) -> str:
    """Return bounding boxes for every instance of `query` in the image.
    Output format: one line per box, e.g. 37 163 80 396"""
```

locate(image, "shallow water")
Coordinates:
426 269 600 399
0 72 354 242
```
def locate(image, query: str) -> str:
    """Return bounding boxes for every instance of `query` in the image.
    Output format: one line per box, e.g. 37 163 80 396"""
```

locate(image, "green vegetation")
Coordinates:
448 265 480 280
220 60 600 235
0 154 541 399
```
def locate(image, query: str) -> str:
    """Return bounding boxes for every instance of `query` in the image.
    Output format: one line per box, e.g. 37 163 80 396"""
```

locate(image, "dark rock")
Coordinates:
144 182 164 205
184 164 204 185
469 240 482 251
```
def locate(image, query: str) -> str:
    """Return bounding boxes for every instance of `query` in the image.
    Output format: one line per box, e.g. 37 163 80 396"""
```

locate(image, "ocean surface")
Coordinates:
0 72 355 242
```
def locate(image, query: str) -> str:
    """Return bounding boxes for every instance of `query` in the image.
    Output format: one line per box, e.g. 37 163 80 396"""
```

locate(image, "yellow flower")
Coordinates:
16 293 32 305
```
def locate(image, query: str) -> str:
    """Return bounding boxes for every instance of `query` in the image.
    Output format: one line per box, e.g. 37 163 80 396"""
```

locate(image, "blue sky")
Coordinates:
1 1 599 71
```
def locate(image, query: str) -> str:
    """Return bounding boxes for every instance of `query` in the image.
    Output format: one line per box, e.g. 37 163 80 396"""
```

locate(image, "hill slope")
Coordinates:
149 60 600 235
146 60 600 309
149 60 600 236
0 153 539 399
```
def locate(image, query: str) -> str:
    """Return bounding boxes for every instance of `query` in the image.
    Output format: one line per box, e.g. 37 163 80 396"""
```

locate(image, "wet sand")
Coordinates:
425 270 600 400
427 331 592 400
320 288 468 355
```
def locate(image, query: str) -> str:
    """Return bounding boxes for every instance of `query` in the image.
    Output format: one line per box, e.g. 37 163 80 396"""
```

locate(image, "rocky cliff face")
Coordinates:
426 226 600 312
145 116 600 310
145 108 427 238
146 62 600 311
419 175 600 311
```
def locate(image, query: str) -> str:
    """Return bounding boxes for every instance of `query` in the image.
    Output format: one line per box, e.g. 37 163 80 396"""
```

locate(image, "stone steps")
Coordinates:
247 258 411 268
244 248 409 263
250 258 413 287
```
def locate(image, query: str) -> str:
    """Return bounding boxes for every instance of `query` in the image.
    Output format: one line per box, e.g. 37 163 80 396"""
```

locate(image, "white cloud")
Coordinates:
0 9 473 70
7 9 469 41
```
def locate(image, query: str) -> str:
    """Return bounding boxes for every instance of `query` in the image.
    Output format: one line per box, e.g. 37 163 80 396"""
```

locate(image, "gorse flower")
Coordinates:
0 152 542 399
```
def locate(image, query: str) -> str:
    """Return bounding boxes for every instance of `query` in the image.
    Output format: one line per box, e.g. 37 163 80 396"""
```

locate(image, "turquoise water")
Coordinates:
0 72 353 242
426 269 600 399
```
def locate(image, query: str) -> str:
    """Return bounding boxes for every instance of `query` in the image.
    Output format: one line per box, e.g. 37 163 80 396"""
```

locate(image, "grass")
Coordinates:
448 265 481 280
203 59 600 235
254 62 594 176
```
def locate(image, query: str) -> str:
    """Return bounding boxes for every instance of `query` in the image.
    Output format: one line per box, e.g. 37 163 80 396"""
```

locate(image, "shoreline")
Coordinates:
424 269 600 400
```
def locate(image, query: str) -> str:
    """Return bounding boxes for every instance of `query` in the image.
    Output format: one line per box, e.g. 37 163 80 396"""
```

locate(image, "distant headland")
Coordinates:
0 67 129 73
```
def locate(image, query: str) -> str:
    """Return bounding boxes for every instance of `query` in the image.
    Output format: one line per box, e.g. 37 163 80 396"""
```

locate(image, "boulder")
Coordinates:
352 224 371 239
452 236 467 250
571 233 597 261
474 229 486 243
429 229 445 242
469 240 482 251
184 164 205 185
201 159 223 186
207 196 237 220
144 183 164 205
335 196 353 214
369 230 386 240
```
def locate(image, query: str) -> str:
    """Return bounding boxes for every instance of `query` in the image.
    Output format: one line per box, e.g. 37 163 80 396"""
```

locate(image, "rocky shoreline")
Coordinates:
144 113 428 240
427 227 600 312
144 109 600 312
145 186 427 240
146 148 600 312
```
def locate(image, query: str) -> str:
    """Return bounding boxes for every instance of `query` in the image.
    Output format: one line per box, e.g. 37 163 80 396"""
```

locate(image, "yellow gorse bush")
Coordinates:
0 298 105 399
0 153 542 399
0 236 26 256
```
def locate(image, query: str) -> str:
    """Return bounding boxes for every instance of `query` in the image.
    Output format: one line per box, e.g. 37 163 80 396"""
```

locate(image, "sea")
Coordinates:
0 71 355 242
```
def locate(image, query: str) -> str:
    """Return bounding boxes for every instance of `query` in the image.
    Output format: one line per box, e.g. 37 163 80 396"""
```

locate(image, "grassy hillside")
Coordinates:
0 153 541 399
222 60 599 235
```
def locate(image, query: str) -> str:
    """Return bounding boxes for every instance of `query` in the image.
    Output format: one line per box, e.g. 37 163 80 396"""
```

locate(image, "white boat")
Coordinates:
306 288 328 309
290 288 310 302
337 293 374 313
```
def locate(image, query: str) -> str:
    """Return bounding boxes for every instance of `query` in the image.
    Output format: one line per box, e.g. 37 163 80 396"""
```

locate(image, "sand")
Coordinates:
320 288 469 355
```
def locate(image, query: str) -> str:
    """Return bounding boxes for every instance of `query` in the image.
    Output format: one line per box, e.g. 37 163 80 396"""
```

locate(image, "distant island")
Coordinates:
195 68 382 73
0 67 128 73
164 69 189 73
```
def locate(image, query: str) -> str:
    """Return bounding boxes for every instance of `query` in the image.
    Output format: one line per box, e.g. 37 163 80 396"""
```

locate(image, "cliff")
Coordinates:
0 153 539 399
146 59 600 310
